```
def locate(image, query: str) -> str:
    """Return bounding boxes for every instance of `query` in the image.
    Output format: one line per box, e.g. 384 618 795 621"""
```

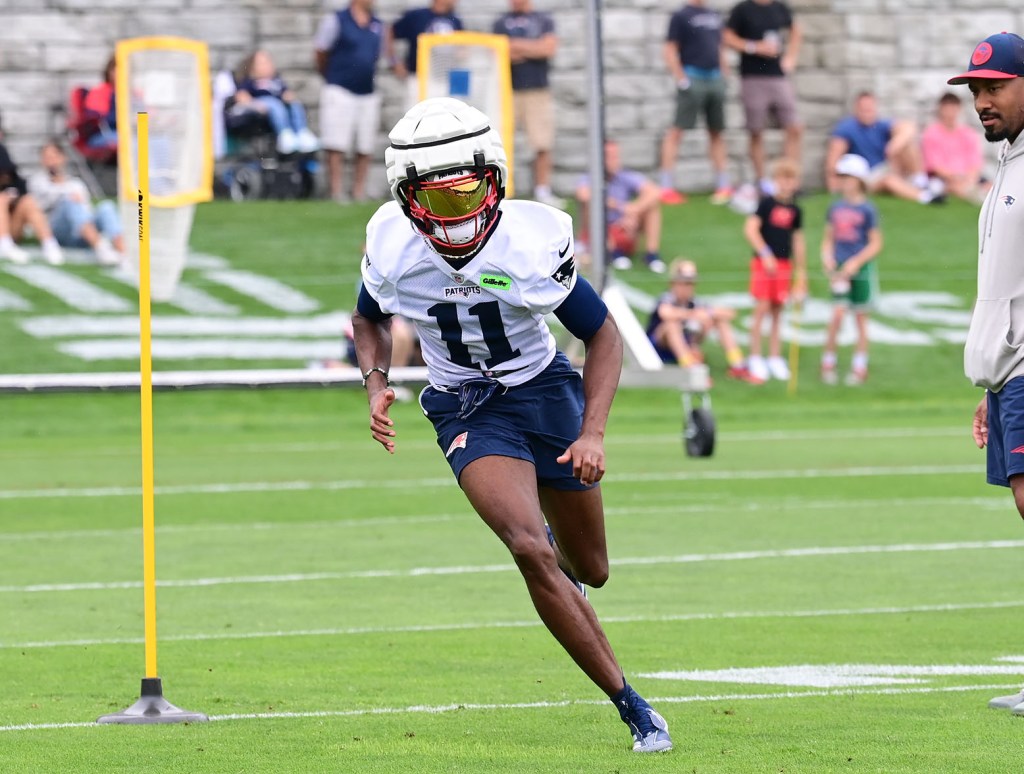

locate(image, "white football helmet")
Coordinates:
386 98 508 259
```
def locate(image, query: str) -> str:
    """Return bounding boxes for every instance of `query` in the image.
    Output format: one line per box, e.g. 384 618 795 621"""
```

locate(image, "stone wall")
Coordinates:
2 0 1021 196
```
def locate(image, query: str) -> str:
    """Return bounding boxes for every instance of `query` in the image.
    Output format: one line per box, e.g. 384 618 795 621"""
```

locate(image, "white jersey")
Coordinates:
362 199 577 388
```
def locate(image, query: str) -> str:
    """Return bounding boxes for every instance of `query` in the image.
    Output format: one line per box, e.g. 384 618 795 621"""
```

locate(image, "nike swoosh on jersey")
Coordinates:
558 239 571 258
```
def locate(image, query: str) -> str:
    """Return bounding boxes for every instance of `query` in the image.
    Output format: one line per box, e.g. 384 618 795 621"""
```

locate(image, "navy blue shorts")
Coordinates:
419 352 595 491
986 376 1024 487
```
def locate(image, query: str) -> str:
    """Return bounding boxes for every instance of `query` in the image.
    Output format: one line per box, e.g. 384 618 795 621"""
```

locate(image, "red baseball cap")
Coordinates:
948 32 1024 84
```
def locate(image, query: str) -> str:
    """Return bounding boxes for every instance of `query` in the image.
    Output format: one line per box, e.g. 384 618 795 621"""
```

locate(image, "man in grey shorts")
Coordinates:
658 0 732 206
723 0 803 196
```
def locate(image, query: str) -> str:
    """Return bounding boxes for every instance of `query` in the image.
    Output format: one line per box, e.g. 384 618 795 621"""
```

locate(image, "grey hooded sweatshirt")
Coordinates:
964 131 1024 392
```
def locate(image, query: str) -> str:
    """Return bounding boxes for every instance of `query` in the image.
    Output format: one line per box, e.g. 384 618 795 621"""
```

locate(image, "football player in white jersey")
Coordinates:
351 98 672 753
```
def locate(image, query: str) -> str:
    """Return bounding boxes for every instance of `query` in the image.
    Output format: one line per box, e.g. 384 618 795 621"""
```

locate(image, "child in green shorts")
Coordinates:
820 153 883 386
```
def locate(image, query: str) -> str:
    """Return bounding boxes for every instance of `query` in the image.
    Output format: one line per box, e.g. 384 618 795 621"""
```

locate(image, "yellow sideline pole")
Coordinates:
137 112 159 679
97 112 206 723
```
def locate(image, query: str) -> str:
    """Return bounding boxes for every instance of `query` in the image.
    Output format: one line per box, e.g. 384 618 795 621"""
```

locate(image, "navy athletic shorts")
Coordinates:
986 376 1024 487
418 351 595 491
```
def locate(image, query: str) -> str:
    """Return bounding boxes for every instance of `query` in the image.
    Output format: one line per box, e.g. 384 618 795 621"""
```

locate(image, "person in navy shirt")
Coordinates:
658 0 732 206
825 91 942 204
314 0 384 202
493 0 562 208
387 0 463 108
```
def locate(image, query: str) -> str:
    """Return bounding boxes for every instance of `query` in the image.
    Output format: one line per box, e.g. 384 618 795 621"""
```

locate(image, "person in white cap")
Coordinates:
819 153 883 386
949 31 1024 714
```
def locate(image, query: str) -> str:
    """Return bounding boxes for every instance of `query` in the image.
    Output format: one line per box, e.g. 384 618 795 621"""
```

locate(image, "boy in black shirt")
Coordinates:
742 158 805 382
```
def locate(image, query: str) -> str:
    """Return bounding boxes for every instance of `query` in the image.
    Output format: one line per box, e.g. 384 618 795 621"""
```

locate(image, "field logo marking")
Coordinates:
639 660 1024 689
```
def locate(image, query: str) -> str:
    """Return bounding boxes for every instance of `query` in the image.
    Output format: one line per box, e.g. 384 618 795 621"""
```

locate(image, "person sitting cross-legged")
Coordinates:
647 258 762 383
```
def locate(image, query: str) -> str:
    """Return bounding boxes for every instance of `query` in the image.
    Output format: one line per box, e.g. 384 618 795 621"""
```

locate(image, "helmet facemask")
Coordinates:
400 152 503 260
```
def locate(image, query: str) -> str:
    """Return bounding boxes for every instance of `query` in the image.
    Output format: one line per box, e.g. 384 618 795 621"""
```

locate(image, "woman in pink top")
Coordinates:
921 92 991 202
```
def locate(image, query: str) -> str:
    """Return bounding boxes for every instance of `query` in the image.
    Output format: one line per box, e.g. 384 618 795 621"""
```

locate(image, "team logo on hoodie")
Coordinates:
1002 195 1016 210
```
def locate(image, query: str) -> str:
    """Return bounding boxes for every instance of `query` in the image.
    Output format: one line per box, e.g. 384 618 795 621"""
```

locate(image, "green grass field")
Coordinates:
3 195 1024 772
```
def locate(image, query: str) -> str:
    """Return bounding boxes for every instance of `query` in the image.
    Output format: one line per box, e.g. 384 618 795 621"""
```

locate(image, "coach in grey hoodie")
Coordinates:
952 31 1024 713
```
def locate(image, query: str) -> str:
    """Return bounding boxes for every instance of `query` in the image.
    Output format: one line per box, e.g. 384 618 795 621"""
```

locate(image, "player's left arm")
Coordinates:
552 279 622 486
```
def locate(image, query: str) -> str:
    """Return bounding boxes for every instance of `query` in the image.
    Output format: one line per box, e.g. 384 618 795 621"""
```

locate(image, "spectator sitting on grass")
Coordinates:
27 140 124 265
646 258 762 383
575 140 665 273
0 126 64 265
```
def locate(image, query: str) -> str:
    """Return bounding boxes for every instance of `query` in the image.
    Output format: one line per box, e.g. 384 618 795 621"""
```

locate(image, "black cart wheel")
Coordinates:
684 407 716 457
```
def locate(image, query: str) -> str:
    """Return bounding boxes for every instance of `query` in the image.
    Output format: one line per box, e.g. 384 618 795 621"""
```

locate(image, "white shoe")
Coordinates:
296 128 319 154
611 255 633 270
767 356 790 381
647 257 667 274
747 355 769 383
94 238 123 266
844 367 868 386
276 128 298 155
42 241 65 266
0 240 29 264
821 363 838 385
728 183 759 215
990 690 1024 710
535 190 566 209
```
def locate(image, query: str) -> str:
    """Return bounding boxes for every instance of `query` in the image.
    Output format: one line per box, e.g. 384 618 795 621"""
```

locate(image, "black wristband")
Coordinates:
361 367 390 388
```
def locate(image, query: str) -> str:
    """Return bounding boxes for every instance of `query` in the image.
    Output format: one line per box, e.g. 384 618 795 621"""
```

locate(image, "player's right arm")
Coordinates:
352 291 397 455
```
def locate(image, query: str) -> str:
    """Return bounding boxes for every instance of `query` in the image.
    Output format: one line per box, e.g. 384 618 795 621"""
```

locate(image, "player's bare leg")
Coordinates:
540 486 609 588
461 456 622 692
640 204 662 254
1010 475 1024 520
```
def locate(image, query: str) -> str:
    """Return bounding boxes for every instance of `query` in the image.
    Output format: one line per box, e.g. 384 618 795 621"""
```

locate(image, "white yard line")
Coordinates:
0 496 1009 543
4 600 1023 651
1 539 1020 594
0 683 1014 734
2 264 132 313
0 463 985 501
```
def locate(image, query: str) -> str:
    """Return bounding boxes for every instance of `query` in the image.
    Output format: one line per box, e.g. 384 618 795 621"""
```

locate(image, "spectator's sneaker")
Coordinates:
821 363 838 385
296 128 320 154
613 683 673 753
659 188 687 205
94 238 123 266
727 366 764 384
728 183 759 215
844 367 868 386
0 240 29 264
747 355 769 383
535 190 567 209
989 689 1024 710
767 356 790 381
709 186 734 206
276 128 298 155
42 241 65 266
545 524 587 597
646 256 667 274
611 255 633 271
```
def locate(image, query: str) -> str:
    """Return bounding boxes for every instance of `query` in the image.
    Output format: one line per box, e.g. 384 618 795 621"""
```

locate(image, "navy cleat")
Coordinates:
545 524 587 597
613 683 673 753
